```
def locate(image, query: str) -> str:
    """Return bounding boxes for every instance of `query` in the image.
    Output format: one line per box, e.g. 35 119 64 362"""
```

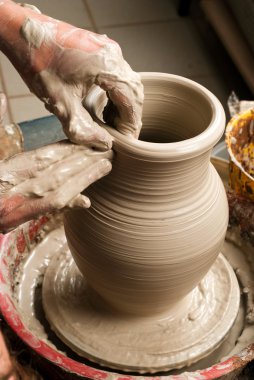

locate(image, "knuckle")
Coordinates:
98 159 112 175
104 39 122 57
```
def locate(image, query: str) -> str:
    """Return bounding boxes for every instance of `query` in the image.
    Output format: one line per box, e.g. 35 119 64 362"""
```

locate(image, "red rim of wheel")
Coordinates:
0 216 253 379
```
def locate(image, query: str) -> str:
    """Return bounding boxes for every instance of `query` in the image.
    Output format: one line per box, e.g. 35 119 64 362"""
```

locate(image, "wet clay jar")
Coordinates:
64 73 228 317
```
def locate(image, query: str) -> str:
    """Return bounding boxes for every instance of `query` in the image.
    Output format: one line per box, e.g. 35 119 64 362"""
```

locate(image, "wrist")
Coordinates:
0 1 48 75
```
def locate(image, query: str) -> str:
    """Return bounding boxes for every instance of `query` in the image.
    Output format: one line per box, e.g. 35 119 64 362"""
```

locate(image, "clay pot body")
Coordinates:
64 73 228 316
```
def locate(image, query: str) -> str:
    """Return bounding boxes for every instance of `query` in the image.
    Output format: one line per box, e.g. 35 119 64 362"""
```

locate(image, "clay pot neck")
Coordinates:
103 148 212 202
86 72 225 163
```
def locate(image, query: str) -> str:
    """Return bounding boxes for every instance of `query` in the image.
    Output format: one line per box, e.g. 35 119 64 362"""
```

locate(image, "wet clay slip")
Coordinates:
50 73 240 371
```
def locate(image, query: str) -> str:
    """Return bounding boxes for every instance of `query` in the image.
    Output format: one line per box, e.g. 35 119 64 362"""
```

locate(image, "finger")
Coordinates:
96 71 143 138
107 83 142 137
0 140 87 180
0 157 112 231
65 194 91 209
13 149 113 197
62 99 113 151
103 97 118 127
0 141 89 184
47 157 112 210
103 96 140 139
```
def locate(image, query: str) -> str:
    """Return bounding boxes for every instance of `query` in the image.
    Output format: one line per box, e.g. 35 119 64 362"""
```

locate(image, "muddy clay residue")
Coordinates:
42 234 240 372
19 13 144 146
11 223 252 374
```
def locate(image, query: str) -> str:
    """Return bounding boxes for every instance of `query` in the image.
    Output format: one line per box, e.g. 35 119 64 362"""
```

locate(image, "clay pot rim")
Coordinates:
87 72 225 161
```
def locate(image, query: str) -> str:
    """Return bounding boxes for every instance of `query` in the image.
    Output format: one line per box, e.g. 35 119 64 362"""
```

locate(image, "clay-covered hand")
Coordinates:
0 1 144 150
0 141 112 232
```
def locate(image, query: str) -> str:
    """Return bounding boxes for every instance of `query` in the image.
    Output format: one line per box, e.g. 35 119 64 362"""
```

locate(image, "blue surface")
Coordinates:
19 115 66 151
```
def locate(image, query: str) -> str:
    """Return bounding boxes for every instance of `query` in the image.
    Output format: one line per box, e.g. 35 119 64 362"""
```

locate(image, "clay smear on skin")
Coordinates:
20 18 56 48
20 17 143 145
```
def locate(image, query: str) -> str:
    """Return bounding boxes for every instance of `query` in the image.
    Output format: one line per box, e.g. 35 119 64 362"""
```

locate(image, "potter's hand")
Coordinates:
0 1 143 149
0 141 112 232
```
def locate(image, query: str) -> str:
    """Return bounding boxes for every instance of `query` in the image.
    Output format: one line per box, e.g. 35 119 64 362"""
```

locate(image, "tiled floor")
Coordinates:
0 0 250 125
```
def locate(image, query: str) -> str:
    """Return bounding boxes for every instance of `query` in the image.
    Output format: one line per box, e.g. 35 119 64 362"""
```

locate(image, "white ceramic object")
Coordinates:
65 73 228 315
61 73 239 370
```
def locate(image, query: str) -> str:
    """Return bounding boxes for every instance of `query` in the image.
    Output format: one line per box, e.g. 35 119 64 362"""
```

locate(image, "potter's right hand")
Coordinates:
0 141 113 233
0 1 144 149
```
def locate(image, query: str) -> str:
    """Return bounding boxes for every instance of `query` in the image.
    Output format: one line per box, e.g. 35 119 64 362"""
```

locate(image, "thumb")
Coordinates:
60 99 113 150
65 194 91 209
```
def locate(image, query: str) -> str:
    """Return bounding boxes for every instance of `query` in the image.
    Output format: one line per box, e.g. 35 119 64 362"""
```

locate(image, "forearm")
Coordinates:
0 1 113 80
0 0 55 76
0 0 26 44
0 0 143 144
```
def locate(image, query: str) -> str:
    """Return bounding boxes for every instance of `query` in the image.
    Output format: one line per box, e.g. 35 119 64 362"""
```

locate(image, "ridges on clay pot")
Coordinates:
64 72 228 317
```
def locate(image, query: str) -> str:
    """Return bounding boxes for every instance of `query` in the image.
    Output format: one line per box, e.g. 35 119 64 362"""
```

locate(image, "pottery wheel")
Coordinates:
42 247 240 373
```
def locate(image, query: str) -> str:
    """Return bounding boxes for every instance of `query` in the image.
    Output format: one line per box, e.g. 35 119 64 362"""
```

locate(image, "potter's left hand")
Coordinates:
0 141 112 232
0 1 144 149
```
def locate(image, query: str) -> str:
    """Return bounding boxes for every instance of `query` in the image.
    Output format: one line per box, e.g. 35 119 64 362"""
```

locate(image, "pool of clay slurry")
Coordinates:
11 215 253 375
